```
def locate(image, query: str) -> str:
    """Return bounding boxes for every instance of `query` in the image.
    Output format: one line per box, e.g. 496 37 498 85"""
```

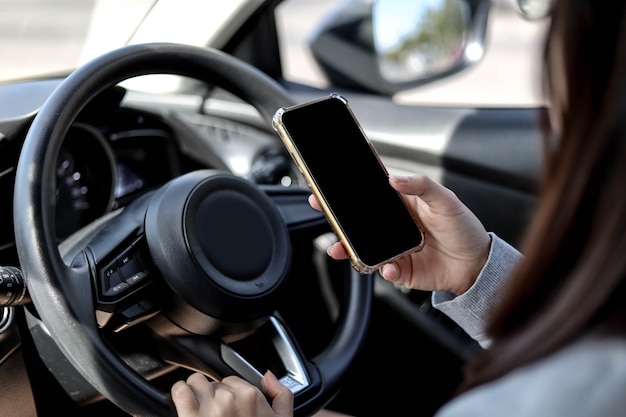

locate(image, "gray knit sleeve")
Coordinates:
431 233 523 348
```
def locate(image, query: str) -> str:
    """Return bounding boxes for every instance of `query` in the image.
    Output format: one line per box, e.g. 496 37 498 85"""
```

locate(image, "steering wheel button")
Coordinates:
125 271 148 286
117 246 134 266
118 256 141 280
119 253 132 266
279 375 305 394
100 267 124 293
105 281 129 297
102 263 117 279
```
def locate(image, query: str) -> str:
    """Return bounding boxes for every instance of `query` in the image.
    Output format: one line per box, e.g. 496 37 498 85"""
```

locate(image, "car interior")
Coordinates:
0 0 544 416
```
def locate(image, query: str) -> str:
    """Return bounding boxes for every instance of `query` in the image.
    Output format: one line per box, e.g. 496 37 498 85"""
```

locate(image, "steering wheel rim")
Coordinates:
13 43 373 416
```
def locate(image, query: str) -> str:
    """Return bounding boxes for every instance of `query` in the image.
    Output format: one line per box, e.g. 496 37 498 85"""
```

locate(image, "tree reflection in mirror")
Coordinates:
516 0 553 20
373 0 470 83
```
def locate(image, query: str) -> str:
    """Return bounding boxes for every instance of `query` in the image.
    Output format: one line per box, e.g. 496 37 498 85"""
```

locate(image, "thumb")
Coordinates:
389 174 458 211
262 371 294 417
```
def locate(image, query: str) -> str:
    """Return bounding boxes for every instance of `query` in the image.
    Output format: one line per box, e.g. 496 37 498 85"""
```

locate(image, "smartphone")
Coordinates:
272 93 424 273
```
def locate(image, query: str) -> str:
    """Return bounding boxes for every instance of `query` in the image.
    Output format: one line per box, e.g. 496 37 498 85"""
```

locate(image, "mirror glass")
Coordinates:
516 0 553 20
372 0 471 83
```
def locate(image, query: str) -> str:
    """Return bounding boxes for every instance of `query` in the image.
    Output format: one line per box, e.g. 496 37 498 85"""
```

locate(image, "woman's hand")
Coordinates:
309 174 491 295
171 371 293 417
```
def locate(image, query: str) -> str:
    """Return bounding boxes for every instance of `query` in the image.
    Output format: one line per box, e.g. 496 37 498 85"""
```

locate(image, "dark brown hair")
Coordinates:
459 0 626 391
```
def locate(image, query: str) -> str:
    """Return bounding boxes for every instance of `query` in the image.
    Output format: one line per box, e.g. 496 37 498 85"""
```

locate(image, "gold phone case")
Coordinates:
273 93 424 273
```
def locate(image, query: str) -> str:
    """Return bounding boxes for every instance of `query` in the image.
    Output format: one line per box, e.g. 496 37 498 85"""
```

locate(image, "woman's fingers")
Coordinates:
171 380 199 416
389 174 458 212
262 371 294 417
171 373 214 416
327 242 348 259
308 194 321 211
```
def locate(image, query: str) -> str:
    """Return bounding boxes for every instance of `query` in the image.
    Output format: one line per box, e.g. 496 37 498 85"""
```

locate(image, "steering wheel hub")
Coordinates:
145 170 291 321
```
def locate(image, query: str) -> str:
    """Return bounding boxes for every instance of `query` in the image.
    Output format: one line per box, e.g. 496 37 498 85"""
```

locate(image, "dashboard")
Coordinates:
0 81 296 267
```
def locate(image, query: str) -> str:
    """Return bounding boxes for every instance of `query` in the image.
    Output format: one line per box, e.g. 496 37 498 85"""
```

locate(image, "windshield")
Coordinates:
0 0 253 83
1 0 95 82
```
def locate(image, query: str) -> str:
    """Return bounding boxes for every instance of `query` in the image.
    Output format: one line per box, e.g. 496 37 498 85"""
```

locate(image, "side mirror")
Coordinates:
309 0 491 95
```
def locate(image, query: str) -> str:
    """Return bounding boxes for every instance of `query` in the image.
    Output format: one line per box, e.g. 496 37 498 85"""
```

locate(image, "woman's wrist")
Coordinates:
452 233 493 296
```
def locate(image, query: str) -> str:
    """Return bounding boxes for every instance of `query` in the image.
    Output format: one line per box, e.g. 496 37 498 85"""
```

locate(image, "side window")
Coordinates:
275 0 548 107
274 0 339 90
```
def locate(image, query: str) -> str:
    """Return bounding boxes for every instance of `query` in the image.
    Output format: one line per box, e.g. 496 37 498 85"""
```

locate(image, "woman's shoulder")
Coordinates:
435 336 626 417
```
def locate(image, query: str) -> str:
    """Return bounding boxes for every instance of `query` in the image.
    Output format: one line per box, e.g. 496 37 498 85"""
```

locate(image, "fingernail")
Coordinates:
391 175 409 183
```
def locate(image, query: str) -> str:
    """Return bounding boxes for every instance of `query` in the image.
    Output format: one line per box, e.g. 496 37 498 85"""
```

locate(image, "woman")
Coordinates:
171 0 626 415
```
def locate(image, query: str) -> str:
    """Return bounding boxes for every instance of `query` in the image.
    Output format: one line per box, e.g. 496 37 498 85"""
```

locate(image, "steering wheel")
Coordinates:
13 43 373 417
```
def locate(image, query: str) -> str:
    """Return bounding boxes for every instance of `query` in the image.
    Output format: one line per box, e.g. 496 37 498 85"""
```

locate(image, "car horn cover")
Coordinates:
145 170 291 321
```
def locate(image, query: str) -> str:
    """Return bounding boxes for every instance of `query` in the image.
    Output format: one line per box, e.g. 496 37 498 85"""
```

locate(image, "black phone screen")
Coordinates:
278 95 423 268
